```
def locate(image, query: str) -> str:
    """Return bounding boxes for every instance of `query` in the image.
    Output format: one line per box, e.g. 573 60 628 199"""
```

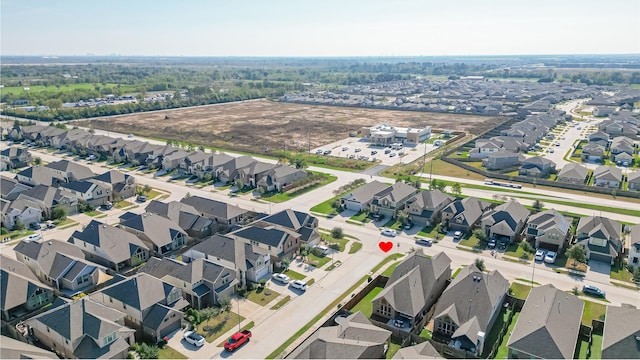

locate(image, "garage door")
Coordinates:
589 252 612 264
344 201 363 212
256 266 269 280
159 319 181 339
538 242 559 252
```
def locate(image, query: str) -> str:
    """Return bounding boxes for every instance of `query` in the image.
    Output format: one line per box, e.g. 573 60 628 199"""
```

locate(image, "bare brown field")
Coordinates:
82 100 506 154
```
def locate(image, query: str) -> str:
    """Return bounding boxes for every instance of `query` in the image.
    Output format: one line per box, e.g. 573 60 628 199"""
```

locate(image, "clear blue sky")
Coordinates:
2 0 639 56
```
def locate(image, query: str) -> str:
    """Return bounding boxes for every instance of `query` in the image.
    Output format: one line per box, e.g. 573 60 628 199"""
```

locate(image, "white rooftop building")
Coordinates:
361 123 431 146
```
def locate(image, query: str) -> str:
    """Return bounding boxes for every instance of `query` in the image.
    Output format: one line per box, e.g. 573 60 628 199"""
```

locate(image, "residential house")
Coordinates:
372 251 451 331
609 136 635 156
14 184 78 218
139 257 236 310
13 239 103 296
60 179 111 207
593 165 622 188
405 189 455 227
235 160 278 189
588 131 610 147
593 106 616 117
16 166 67 187
286 311 392 359
0 175 31 201
91 273 189 342
145 200 214 238
599 120 640 138
119 212 187 256
581 143 606 162
229 223 300 270
183 152 234 179
576 216 623 264
181 234 271 284
629 225 640 268
507 284 584 359
1 255 55 321
161 149 190 172
629 170 640 191
518 156 556 178
0 335 58 359
526 209 571 252
340 180 389 212
93 170 137 200
216 156 257 184
482 152 522 170
614 152 635 166
480 200 530 243
45 160 95 182
557 163 588 185
392 341 443 359
69 220 150 272
1 197 42 230
256 165 308 192
25 297 135 359
441 197 492 235
0 146 31 170
177 151 208 175
601 304 640 359
257 209 321 247
432 265 509 356
370 182 419 218
180 195 249 227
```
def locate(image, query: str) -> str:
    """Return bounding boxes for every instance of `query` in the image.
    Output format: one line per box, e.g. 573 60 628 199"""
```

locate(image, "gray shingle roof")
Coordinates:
180 195 247 220
70 220 149 264
1 255 53 311
392 340 443 359
507 284 583 359
120 212 186 247
341 180 389 204
44 160 94 180
602 304 640 359
0 335 58 359
232 225 287 247
98 273 176 311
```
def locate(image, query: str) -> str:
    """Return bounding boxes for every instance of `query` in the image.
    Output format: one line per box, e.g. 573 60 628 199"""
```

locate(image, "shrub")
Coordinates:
521 241 534 254
330 227 344 239
0 227 8 235
474 258 486 272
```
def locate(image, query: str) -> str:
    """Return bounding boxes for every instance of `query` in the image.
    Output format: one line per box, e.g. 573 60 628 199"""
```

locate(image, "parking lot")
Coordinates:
312 137 439 166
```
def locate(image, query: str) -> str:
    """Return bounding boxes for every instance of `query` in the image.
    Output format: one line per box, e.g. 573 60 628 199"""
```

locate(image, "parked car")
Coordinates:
389 152 396 157
384 149 391 154
323 150 332 155
316 149 323 154
371 150 377 155
224 330 252 352
26 234 42 241
29 222 42 230
102 202 113 210
87 154 97 161
415 238 433 247
372 214 384 221
534 249 546 262
348 154 356 159
582 285 606 298
453 231 463 239
290 280 307 291
136 195 147 202
544 251 557 264
342 146 348 151
127 134 135 138
381 228 397 237
488 239 497 249
183 331 205 347
403 223 412 230
354 148 361 152
46 220 56 229
272 273 290 284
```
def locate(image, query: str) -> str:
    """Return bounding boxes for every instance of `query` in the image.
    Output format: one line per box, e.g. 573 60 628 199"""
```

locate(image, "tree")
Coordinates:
567 244 587 266
281 257 291 271
397 211 409 225
33 157 42 166
452 182 462 196
13 219 26 231
142 184 152 196
330 227 344 239
473 229 487 242
51 205 68 220
219 297 232 314
532 199 544 212
474 258 486 272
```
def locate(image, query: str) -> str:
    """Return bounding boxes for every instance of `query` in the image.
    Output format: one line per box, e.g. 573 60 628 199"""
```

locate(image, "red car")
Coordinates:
224 330 252 352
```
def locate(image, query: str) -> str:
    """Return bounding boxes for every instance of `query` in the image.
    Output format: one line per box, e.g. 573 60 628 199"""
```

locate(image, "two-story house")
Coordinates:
145 200 214 238
405 189 455 227
482 152 522 171
370 182 419 218
518 156 556 178
119 212 187 256
91 273 189 342
340 180 389 212
180 195 249 227
480 200 530 243
229 224 300 270
1 255 54 321
576 216 623 265
0 146 31 170
60 179 111 207
526 209 571 252
257 209 321 248
441 197 492 235
92 170 137 201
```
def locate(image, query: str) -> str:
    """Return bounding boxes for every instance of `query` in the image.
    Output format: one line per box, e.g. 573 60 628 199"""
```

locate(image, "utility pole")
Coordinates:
308 130 311 154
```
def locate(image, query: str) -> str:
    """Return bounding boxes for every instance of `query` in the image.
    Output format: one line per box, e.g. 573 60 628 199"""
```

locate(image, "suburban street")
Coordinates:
3 142 639 359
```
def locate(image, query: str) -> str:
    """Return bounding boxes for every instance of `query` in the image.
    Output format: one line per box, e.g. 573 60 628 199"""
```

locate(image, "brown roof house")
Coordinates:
557 163 588 185
0 146 31 170
286 311 392 359
25 297 135 359
392 340 443 359
93 170 137 201
432 265 509 356
91 273 189 342
601 303 640 359
518 156 556 178
507 284 583 359
372 251 451 332
1 255 55 321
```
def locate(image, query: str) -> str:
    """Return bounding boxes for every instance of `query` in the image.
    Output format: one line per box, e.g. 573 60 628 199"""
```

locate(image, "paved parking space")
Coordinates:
312 137 438 166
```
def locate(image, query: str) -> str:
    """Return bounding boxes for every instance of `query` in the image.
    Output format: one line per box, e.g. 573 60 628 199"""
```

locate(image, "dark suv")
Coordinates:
582 285 605 298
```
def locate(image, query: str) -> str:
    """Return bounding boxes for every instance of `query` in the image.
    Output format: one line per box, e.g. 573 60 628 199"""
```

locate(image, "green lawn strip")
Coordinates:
84 211 99 217
349 286 384 317
349 211 371 223
310 191 348 215
482 307 512 358
419 328 432 340
283 269 306 281
246 288 280 307
196 311 245 343
267 255 402 359
325 261 342 271
581 300 606 326
590 333 603 359
263 174 338 203
158 346 187 359
509 283 532 299
307 253 331 268
610 281 640 290
324 236 348 252
417 225 439 238
270 295 291 310
495 312 520 359
114 200 133 209
146 189 163 200
515 278 540 285
53 218 76 227
505 243 532 260
1 229 35 240
381 261 401 277
216 321 256 347
346 220 365 226
348 242 363 254
451 267 463 279
386 340 402 359
610 262 634 283
515 195 640 217
306 278 315 286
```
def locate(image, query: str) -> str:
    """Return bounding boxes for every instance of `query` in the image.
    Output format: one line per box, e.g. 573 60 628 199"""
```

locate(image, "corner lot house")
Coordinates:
507 284 583 359
601 303 640 359
370 182 419 218
432 265 509 356
340 180 388 212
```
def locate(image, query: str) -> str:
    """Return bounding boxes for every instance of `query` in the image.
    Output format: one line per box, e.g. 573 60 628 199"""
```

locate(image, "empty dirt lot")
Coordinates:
82 100 507 154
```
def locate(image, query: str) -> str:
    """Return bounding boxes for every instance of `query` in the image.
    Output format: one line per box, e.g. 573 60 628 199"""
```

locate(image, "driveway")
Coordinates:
585 260 611 285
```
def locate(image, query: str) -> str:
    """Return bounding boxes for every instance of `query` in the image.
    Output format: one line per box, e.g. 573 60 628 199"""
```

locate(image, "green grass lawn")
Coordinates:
84 210 99 217
326 237 349 252
610 262 634 283
310 191 346 215
509 283 532 299
381 261 401 277
196 311 245 343
349 211 371 223
371 253 405 273
349 242 363 254
284 269 306 281
270 295 291 310
505 243 532 260
307 253 331 268
1 229 35 240
452 267 463 279
495 312 520 359
114 200 133 209
458 233 482 248
386 340 402 359
590 333 603 359
419 328 432 340
418 225 440 238
146 189 163 200
482 307 512 358
349 286 384 317
264 174 338 203
581 300 606 326
158 346 187 359
246 288 280 307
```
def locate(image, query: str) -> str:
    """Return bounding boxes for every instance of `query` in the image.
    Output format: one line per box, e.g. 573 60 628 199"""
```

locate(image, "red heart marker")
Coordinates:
378 241 393 253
